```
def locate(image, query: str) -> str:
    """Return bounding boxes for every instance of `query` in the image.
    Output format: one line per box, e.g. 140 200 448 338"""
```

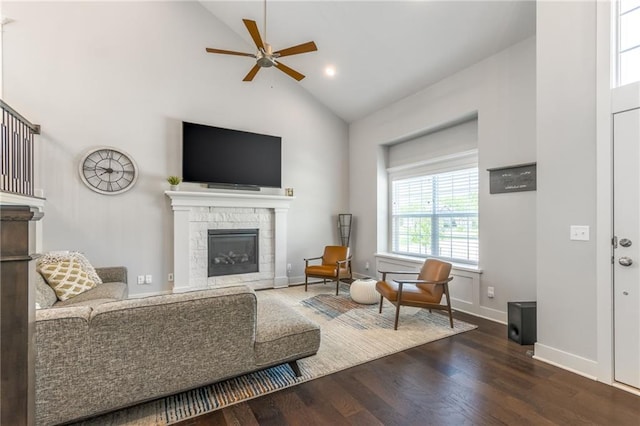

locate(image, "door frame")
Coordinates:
595 0 613 388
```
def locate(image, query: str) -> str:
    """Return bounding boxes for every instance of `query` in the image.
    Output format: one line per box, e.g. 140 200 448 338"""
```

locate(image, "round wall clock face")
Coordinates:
79 147 138 195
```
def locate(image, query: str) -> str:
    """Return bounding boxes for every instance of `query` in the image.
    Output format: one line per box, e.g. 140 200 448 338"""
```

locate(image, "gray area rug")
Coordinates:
75 283 476 425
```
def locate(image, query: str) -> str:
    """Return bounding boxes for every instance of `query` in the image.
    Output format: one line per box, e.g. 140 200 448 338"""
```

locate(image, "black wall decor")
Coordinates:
487 162 536 194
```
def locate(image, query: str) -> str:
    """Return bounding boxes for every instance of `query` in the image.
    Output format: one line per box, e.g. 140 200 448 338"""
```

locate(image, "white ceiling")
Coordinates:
200 1 536 123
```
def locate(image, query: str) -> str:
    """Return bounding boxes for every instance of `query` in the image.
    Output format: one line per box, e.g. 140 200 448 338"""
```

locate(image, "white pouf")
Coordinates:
350 279 379 305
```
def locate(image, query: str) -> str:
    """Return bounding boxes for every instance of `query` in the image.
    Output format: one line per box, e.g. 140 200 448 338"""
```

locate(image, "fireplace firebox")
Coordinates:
208 229 259 277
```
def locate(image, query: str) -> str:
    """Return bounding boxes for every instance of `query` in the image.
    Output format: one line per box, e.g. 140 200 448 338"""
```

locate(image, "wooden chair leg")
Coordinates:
305 275 308 292
394 284 404 330
335 278 340 295
379 295 383 313
394 302 401 330
444 284 454 328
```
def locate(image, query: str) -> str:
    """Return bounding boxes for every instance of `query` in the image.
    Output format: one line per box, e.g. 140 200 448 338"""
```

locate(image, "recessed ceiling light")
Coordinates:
324 66 336 78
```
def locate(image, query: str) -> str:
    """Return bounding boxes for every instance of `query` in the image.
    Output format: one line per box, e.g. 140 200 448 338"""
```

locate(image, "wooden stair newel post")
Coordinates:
0 205 38 425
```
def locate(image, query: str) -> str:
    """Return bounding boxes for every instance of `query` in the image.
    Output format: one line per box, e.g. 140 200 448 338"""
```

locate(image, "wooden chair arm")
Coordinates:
304 256 323 267
395 276 454 286
378 270 419 281
378 270 419 275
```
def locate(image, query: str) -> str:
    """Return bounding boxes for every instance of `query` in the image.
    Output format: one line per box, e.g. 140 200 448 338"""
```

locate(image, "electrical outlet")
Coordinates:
487 286 495 298
137 275 145 285
168 273 174 282
365 261 370 270
287 263 292 272
145 274 152 284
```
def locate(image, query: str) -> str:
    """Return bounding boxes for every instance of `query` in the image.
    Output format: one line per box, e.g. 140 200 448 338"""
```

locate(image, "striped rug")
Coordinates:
75 283 476 425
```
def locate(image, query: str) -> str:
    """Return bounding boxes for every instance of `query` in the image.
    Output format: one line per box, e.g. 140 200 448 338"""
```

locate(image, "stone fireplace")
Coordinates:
165 190 292 292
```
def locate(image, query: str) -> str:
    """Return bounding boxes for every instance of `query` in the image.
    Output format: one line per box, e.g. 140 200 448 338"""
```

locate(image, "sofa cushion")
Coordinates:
34 271 58 309
54 282 128 307
38 258 98 301
254 299 320 368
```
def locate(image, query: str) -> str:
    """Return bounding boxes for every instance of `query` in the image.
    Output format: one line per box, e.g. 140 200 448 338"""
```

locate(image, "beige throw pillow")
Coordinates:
38 251 103 285
38 258 97 301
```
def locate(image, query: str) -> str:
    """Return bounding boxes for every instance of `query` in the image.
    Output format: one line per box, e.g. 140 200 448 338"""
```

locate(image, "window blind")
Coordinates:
391 166 479 264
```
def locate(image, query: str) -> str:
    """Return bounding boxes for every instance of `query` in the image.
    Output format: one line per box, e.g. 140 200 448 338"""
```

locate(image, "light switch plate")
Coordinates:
570 225 590 241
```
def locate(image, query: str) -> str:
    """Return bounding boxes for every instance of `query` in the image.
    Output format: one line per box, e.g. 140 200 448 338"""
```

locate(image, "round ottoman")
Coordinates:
350 279 379 305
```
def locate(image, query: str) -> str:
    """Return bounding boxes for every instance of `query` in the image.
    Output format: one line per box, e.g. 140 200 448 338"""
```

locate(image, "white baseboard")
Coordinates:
533 342 599 380
273 275 289 288
288 275 305 285
454 305 507 324
352 272 376 280
611 382 640 396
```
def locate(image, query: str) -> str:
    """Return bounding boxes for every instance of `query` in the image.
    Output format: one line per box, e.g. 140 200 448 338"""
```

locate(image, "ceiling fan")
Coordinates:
205 2 318 82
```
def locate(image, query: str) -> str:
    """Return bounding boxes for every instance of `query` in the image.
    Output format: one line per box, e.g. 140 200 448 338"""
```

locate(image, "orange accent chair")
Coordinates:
304 246 352 295
375 258 454 330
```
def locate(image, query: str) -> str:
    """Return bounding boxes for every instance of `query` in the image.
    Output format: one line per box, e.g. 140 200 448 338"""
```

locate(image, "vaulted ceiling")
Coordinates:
200 1 536 123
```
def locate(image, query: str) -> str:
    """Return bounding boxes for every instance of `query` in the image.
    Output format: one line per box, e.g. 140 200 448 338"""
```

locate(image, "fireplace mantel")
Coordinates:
166 190 294 210
165 190 293 293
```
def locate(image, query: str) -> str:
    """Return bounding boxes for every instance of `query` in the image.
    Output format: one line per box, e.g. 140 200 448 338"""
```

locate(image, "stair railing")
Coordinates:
0 100 40 197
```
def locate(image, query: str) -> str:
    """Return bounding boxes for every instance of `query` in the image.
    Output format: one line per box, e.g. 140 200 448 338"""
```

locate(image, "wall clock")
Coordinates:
79 147 138 195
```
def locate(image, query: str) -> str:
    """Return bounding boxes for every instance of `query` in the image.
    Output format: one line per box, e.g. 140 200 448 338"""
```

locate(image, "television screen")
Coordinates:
182 122 282 189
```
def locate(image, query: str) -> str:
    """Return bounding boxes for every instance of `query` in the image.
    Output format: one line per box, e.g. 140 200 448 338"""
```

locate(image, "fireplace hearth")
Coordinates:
208 229 259 277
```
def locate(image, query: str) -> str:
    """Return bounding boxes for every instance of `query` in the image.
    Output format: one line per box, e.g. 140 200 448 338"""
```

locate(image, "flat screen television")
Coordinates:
182 121 282 189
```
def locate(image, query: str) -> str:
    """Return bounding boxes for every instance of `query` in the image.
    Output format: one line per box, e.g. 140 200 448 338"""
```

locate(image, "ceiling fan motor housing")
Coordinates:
257 54 275 68
257 43 275 67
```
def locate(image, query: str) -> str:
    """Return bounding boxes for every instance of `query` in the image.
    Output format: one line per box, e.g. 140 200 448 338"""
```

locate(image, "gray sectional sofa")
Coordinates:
34 271 321 425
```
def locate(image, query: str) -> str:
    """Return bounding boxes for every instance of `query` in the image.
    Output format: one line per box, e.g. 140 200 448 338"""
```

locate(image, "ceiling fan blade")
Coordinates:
243 64 261 82
243 19 265 51
274 61 305 81
206 48 256 58
274 41 318 58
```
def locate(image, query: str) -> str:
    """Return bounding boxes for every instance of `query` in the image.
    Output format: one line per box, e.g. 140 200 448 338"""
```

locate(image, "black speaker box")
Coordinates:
507 301 537 345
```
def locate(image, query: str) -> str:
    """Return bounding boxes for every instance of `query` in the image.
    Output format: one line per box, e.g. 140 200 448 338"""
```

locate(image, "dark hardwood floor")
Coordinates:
177 311 640 426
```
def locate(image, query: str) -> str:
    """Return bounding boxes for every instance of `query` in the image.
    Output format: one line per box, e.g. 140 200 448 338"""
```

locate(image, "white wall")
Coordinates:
349 36 537 320
3 1 348 295
535 0 599 375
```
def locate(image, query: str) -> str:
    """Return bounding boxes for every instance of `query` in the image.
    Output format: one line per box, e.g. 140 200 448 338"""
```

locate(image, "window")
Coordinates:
617 0 640 86
390 166 479 264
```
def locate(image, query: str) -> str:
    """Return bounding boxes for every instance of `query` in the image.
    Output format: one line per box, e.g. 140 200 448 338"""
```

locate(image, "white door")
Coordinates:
613 106 640 389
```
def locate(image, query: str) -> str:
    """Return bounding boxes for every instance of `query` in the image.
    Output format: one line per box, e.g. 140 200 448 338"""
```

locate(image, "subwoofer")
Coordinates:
507 301 537 345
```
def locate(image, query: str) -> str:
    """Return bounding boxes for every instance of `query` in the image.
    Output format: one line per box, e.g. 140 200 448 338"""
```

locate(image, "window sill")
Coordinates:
374 252 483 274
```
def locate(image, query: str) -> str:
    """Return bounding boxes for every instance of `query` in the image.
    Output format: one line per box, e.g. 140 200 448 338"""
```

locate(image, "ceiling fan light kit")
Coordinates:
205 5 317 82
